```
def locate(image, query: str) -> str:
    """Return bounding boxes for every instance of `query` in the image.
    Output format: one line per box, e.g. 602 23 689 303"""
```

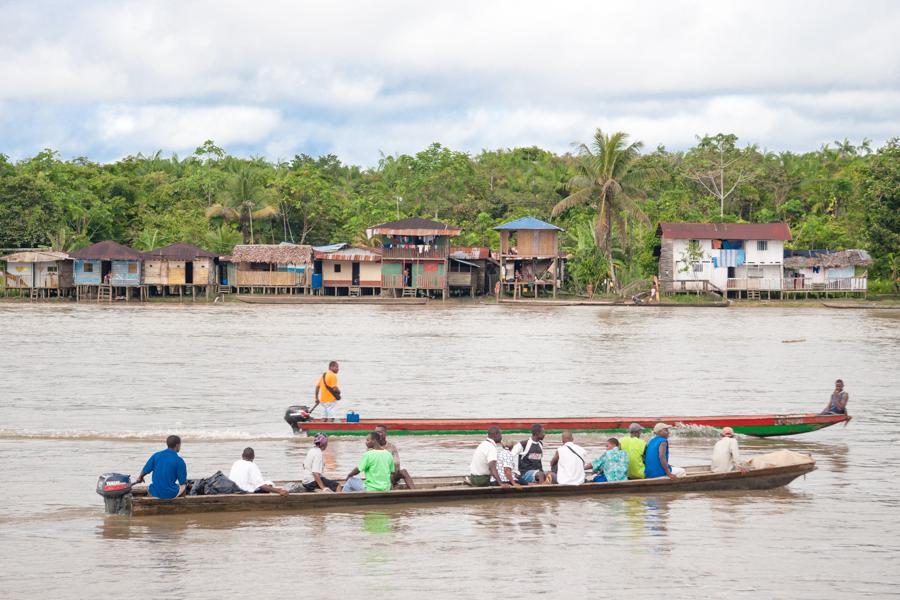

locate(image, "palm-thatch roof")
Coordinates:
230 244 313 264
783 249 873 268
0 250 70 263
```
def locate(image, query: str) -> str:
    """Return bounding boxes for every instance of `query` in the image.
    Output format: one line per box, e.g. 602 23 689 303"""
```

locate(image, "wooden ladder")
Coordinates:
348 286 361 297
30 287 39 301
746 290 760 300
97 284 113 302
401 288 417 298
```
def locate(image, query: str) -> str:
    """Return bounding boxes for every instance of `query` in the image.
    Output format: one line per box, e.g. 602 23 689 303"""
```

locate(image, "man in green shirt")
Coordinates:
619 423 647 479
342 432 395 492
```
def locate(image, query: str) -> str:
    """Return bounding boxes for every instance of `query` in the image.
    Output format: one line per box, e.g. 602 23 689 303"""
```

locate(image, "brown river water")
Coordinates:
1 302 898 599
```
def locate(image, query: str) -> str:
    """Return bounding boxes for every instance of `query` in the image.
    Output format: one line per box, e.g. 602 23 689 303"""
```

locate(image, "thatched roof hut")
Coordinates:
230 244 313 264
783 249 873 269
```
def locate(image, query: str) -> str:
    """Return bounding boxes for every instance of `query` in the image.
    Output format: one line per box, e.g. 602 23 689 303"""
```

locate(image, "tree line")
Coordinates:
0 130 896 291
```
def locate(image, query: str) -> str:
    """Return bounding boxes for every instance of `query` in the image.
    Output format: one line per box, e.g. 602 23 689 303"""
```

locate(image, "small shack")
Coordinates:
230 244 313 294
70 240 144 301
142 242 219 299
494 216 564 298
313 244 383 296
448 247 496 297
0 250 74 299
366 217 461 299
783 249 872 296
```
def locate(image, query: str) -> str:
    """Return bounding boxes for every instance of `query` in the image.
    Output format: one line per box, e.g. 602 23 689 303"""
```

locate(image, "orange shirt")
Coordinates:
318 371 338 403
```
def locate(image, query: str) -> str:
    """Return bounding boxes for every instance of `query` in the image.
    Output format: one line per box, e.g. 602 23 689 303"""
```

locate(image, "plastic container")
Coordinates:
346 411 360 423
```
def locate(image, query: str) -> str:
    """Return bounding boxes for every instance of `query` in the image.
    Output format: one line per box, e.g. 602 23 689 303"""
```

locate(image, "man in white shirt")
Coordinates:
549 431 587 485
468 426 504 487
228 448 289 496
711 427 748 474
299 433 342 492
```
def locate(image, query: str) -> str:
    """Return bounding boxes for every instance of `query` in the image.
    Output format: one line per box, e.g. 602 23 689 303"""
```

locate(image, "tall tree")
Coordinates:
683 133 755 218
551 129 651 290
205 162 278 243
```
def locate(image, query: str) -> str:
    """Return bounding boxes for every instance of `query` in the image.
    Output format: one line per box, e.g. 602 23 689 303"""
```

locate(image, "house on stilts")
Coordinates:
142 242 219 300
0 250 74 299
70 241 144 302
494 216 565 298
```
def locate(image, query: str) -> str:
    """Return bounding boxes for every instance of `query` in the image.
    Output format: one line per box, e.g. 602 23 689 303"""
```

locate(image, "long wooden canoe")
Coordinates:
821 302 900 310
291 413 850 438
237 296 428 305
114 462 815 517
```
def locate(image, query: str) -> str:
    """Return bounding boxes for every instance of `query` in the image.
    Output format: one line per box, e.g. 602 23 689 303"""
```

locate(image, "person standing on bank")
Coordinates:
821 379 849 415
644 423 686 479
135 435 187 499
313 361 341 422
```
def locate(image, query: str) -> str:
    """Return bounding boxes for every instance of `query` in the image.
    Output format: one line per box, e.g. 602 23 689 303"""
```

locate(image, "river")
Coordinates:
1 302 898 599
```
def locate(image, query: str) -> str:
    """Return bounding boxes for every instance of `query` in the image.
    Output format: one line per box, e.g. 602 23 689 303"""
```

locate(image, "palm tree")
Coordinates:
551 129 651 290
206 163 279 243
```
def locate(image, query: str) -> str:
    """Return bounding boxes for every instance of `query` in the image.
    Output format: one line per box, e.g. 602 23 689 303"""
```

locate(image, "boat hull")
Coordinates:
294 413 849 438
122 462 816 517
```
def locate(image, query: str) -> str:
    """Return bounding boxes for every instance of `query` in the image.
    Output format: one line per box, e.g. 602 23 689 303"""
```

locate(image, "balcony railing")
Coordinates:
727 277 867 291
382 246 448 259
236 271 304 286
381 273 446 289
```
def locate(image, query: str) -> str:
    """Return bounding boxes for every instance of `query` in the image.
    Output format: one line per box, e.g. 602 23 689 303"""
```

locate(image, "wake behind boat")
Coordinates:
284 409 850 438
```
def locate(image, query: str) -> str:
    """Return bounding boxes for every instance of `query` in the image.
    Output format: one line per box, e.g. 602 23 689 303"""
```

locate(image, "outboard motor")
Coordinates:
284 405 312 434
97 473 133 515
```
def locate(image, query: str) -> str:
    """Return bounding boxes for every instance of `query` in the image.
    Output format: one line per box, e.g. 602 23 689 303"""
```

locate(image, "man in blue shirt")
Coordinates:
135 435 188 499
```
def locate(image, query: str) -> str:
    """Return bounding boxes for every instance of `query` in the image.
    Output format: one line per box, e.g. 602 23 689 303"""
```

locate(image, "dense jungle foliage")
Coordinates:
1 131 897 291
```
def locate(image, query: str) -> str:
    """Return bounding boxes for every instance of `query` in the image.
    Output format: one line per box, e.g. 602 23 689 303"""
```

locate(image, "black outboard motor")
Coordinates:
97 473 133 515
284 405 312 434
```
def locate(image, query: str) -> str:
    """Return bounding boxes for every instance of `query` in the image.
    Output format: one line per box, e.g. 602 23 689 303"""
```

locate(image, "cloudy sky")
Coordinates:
2 0 898 165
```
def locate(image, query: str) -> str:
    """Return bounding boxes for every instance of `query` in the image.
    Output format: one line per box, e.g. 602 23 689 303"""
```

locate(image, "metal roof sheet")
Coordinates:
143 242 218 260
657 222 792 241
494 216 563 231
69 240 144 261
783 249 872 268
0 250 70 263
368 217 461 236
449 247 491 260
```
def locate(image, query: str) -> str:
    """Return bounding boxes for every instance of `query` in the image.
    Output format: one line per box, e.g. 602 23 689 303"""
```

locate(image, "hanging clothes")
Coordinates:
712 239 722 249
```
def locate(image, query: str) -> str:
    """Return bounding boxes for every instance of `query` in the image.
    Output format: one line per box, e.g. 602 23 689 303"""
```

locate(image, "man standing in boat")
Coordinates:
821 379 849 415
313 361 341 422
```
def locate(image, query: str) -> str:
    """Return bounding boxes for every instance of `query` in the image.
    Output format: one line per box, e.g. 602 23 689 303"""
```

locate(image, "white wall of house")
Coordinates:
360 262 381 284
670 237 785 291
744 240 784 265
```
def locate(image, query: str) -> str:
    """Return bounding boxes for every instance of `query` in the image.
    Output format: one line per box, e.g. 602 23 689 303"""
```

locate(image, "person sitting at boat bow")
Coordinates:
589 438 629 483
229 448 289 496
644 423 686 479
375 425 415 489
134 435 187 499
343 432 395 493
510 424 548 484
619 423 647 479
549 431 587 485
710 427 748 474
313 361 341 422
492 439 523 487
468 426 505 487
298 433 342 492
821 379 849 415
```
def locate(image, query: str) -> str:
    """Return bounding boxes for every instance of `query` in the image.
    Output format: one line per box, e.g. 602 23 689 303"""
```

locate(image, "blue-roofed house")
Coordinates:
494 216 565 298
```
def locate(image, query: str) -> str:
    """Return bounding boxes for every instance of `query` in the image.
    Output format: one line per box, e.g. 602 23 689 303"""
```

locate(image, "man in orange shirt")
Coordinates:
313 361 341 422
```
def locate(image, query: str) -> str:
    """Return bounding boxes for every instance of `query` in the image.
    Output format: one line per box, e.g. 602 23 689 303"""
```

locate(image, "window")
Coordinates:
334 263 342 273
757 240 768 252
83 262 94 273
692 262 704 273
128 263 137 274
47 266 58 273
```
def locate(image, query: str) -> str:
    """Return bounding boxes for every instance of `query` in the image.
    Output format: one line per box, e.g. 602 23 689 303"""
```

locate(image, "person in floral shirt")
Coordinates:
590 438 629 482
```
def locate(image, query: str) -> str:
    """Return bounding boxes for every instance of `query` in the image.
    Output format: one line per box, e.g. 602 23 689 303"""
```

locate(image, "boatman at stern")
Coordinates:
135 435 187 499
313 360 341 422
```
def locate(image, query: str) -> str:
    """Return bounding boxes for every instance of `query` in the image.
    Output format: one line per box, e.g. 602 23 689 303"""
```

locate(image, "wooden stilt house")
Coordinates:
142 242 219 299
0 251 74 299
448 247 496 297
70 241 144 302
494 216 564 298
230 244 313 294
313 244 383 296
366 217 461 299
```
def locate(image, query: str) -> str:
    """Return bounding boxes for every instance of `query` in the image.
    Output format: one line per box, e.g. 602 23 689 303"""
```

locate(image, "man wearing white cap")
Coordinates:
711 427 747 474
644 423 686 479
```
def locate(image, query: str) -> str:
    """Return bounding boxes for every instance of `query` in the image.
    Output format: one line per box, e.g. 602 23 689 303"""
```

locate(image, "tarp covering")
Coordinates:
746 450 814 470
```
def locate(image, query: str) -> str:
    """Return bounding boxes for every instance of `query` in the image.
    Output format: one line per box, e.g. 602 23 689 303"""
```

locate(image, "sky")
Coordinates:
1 0 898 165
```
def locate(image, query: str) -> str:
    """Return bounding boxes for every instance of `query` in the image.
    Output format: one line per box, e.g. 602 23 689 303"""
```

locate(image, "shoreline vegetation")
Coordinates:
1 131 897 298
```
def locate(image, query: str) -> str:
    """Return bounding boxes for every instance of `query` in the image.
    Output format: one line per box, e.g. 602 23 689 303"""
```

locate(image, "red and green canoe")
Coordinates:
291 413 850 438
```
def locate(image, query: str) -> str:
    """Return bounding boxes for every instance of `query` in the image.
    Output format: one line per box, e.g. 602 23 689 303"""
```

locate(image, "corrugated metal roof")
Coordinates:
314 246 382 262
231 244 313 264
449 247 490 260
368 217 461 236
494 216 563 231
450 257 482 268
784 249 872 268
69 240 144 261
657 222 792 241
143 242 218 260
0 250 70 263
312 243 348 253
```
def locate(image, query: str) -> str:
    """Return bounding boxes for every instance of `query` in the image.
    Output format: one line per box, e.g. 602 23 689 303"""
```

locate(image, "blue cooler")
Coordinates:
346 412 360 423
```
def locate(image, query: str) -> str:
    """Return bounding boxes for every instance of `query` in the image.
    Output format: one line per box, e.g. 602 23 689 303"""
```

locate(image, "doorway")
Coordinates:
185 261 194 284
352 262 360 286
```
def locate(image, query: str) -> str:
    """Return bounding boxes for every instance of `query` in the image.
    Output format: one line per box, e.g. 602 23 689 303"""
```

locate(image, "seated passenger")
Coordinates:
549 431 587 485
492 439 522 487
710 427 748 474
299 433 342 492
342 432 395 493
375 425 415 489
821 379 849 415
644 423 686 479
619 423 647 479
510 424 548 484
229 447 289 496
589 438 629 482
135 435 188 499
467 426 504 487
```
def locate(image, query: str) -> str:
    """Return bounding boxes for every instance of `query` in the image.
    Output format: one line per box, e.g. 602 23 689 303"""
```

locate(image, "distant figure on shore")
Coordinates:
549 431 587 485
313 360 341 422
651 275 661 303
229 447 289 496
343 432 394 493
586 282 594 299
644 423 686 479
493 438 522 487
510 424 547 484
821 379 849 415
299 433 341 492
620 423 647 479
135 435 187 499
590 438 629 482
375 425 415 489
468 426 503 487
710 427 747 474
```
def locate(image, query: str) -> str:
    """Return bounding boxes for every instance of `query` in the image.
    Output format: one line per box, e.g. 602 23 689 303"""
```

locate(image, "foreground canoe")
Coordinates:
114 462 815 517
237 296 428 305
290 413 850 438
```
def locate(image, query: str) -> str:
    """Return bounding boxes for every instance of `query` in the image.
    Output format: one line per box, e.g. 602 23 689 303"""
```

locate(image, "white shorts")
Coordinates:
322 402 338 419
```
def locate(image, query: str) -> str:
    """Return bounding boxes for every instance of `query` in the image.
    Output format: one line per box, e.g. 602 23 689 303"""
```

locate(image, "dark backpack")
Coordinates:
188 471 245 496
